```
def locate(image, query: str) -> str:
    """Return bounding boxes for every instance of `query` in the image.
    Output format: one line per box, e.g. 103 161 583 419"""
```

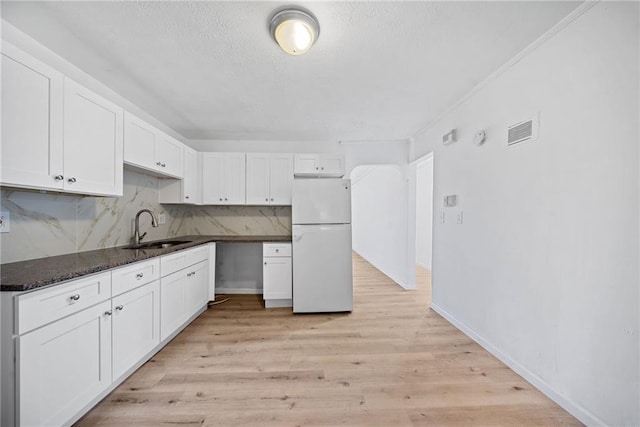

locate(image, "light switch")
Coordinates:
0 211 10 233
456 211 463 224
158 214 166 225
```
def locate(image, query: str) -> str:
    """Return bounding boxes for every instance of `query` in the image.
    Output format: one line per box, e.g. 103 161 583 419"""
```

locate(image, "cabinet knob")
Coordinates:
275 249 279 252
115 305 124 311
54 175 64 181
224 198 228 201
265 198 269 202
219 198 223 201
104 310 113 316
156 162 162 166
185 196 190 199
135 273 144 280
321 167 325 170
315 167 319 170
161 163 166 167
69 294 81 302
67 177 77 183
264 262 267 265
270 198 274 202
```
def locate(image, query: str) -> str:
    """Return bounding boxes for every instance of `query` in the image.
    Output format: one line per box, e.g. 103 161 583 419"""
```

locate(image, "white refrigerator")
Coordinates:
292 178 353 313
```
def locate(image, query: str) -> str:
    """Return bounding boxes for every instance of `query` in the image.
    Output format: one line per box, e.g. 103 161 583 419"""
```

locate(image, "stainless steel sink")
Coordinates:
123 240 193 250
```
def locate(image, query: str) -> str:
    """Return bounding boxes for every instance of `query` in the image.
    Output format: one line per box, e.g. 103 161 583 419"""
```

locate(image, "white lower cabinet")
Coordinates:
112 281 160 380
186 261 209 318
18 300 112 427
3 245 214 426
160 268 189 342
263 243 292 308
160 259 208 342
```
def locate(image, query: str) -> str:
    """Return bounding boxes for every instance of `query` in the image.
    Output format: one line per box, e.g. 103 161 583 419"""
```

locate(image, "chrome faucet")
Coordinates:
133 209 159 246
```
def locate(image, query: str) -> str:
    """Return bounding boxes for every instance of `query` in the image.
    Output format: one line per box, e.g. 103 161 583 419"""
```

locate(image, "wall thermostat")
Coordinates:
473 130 487 146
444 195 457 207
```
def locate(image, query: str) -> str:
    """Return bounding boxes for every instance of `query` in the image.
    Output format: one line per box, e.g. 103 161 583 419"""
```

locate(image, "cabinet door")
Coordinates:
319 155 345 177
246 153 270 204
263 257 292 300
222 153 246 204
269 154 293 205
185 261 209 317
124 111 157 171
63 78 123 196
1 42 64 191
183 147 200 203
157 135 184 178
160 270 188 341
202 153 223 204
18 300 112 427
293 154 319 175
112 281 160 380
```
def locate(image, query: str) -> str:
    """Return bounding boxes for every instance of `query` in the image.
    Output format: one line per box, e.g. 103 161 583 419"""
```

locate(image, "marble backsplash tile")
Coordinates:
0 170 291 264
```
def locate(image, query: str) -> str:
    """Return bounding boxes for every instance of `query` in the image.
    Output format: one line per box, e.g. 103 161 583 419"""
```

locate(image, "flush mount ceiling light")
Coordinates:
270 7 320 55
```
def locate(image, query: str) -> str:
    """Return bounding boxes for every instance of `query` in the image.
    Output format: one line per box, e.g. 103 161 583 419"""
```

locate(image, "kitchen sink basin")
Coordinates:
123 240 194 250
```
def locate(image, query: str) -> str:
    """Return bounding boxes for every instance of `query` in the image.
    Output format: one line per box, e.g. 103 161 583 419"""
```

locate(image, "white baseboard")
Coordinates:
431 302 606 427
216 287 261 295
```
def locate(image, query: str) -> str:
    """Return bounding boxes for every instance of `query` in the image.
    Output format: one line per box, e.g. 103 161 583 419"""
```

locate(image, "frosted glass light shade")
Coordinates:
270 9 319 55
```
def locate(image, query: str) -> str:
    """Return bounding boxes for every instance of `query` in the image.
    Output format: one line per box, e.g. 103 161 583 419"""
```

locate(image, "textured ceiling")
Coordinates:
1 1 580 143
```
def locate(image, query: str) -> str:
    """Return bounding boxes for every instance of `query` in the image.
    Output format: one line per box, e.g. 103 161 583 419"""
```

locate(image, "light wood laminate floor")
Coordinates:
76 253 580 426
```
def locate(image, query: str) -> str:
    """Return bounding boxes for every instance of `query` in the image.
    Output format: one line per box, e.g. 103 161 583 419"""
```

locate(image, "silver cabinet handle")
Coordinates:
136 273 144 280
54 175 64 181
156 161 162 166
67 177 76 183
104 310 112 316
69 294 80 301
115 305 124 311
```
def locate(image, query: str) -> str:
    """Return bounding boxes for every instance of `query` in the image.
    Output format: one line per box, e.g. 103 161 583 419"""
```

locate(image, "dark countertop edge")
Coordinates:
1 235 292 293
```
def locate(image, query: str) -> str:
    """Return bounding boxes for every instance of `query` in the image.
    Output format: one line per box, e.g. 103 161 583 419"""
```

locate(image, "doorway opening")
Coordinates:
414 153 433 305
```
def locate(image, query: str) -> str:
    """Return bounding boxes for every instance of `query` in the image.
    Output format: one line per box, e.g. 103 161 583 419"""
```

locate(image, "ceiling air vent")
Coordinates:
507 116 538 147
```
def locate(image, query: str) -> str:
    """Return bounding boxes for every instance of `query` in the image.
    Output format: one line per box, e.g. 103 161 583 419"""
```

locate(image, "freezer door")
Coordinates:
292 179 351 225
292 224 353 313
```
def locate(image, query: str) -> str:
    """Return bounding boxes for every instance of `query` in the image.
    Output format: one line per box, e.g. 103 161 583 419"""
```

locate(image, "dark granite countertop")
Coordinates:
1 235 292 293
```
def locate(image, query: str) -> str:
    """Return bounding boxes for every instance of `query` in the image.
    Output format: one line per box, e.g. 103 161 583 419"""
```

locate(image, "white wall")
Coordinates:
415 155 433 269
351 165 413 289
412 3 639 425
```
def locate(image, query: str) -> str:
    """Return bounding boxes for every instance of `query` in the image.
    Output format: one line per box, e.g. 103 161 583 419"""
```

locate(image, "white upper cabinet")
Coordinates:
293 154 345 177
124 112 184 179
1 43 123 196
63 78 124 196
246 153 293 205
159 146 202 204
1 42 64 191
202 152 246 205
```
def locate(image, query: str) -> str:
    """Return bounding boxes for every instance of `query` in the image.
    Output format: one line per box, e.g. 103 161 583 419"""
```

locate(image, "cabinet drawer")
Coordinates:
263 243 291 257
111 258 160 297
17 272 112 335
161 245 209 277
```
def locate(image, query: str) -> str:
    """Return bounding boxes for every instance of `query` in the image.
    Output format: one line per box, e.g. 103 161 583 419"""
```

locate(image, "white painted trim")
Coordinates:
431 302 606 427
412 0 600 138
215 287 261 295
